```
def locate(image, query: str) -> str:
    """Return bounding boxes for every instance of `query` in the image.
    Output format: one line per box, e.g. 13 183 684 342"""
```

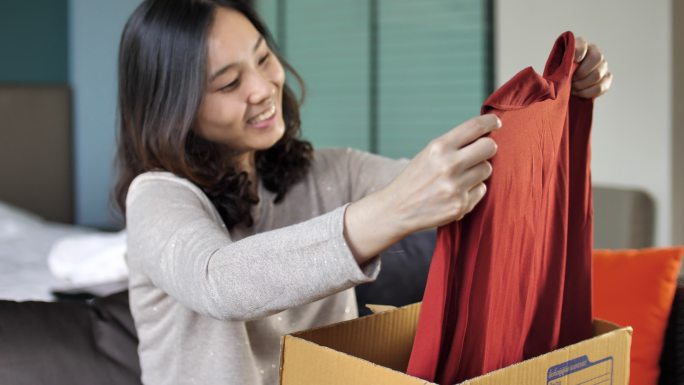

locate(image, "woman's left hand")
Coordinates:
572 37 613 99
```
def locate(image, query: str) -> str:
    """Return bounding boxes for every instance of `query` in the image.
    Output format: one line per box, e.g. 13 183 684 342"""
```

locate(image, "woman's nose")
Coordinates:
247 71 275 105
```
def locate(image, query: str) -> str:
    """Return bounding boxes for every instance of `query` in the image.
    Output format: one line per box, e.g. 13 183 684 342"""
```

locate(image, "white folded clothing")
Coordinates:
47 230 128 287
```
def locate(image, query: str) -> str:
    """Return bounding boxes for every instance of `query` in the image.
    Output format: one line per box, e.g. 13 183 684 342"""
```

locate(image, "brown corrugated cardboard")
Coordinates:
280 303 632 385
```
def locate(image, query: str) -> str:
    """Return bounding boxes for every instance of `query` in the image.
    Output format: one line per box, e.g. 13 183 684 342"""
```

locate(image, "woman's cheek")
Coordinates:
271 59 285 86
216 95 245 125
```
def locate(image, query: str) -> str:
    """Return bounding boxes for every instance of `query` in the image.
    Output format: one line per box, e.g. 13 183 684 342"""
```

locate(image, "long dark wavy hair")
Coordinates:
114 0 312 230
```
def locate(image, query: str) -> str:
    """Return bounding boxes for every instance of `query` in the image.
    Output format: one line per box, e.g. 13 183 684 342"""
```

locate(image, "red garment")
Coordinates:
406 32 594 384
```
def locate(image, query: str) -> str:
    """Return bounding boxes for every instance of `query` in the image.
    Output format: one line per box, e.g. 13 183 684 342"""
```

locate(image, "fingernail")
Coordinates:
495 117 502 129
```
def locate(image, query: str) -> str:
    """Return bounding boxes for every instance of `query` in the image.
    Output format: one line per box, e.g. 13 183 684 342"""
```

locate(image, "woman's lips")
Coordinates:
247 104 277 128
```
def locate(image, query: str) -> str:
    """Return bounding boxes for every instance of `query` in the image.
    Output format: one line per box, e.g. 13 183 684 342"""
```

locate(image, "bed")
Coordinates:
0 85 127 301
0 201 92 301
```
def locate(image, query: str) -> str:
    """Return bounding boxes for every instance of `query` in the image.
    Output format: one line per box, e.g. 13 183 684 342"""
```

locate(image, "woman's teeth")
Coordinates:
250 104 276 124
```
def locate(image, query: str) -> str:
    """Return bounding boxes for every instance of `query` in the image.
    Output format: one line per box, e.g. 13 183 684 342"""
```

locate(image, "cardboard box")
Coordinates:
280 303 632 385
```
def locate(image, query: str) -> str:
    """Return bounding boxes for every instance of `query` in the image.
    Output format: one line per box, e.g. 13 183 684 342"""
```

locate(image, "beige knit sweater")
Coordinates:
125 148 407 384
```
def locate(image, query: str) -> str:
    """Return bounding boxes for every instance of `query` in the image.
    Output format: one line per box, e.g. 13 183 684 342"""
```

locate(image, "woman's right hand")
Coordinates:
385 113 501 232
344 114 501 264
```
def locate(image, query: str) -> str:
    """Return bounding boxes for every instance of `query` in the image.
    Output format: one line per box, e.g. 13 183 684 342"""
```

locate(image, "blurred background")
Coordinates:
0 0 681 247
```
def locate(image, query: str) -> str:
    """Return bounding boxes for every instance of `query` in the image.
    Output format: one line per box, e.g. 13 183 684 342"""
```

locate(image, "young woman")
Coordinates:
115 1 612 384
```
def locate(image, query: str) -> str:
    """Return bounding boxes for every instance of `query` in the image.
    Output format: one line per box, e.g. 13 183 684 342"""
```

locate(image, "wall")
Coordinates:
0 0 68 83
495 0 674 246
69 0 142 228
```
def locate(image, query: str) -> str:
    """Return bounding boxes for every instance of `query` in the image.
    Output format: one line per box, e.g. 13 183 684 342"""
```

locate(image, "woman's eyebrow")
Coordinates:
209 36 264 82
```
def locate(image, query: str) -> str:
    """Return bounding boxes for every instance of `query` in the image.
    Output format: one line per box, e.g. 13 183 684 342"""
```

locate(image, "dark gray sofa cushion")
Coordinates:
659 279 684 385
0 291 141 385
356 229 436 316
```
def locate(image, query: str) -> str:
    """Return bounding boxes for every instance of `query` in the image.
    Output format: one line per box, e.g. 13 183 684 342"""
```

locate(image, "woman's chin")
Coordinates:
250 121 285 151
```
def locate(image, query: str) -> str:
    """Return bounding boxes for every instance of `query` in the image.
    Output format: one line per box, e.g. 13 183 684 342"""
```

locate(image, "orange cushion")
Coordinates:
592 247 684 385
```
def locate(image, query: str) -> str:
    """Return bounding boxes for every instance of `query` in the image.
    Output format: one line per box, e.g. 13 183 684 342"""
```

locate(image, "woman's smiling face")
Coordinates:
195 7 286 155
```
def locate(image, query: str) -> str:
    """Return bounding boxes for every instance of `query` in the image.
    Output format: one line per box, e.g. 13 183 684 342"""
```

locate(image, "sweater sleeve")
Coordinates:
341 148 410 202
125 174 379 322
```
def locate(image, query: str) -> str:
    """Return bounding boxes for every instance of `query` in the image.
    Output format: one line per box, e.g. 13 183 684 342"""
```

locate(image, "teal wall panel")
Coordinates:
256 0 280 42
70 0 142 228
256 0 491 158
258 0 371 151
284 0 371 151
0 0 68 83
377 0 489 158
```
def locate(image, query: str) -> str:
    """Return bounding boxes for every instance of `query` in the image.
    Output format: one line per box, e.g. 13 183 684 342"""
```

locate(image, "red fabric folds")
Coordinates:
406 32 594 384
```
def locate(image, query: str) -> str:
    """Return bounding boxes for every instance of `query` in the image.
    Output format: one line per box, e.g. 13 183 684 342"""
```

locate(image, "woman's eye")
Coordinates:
219 79 239 92
258 53 270 65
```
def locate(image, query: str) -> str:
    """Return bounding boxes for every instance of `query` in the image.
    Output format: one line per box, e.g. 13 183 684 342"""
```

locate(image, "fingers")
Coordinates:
573 40 612 99
574 37 589 63
573 60 608 90
451 136 498 173
443 114 502 149
408 115 499 226
455 161 492 192
458 183 487 221
452 160 492 221
574 43 604 80
573 72 613 99
467 183 487 211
